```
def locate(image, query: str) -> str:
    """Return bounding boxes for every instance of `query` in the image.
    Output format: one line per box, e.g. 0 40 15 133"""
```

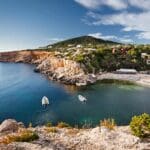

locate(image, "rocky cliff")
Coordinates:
0 50 90 85
0 50 50 63
0 119 149 150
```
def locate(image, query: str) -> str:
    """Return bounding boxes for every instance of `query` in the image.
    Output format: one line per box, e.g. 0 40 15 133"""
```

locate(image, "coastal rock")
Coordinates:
0 119 20 133
0 119 149 150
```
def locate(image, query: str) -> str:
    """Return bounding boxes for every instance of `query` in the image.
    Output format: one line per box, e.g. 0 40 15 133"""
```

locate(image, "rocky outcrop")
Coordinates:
0 119 150 150
0 50 89 85
0 50 50 63
35 56 87 85
0 119 22 134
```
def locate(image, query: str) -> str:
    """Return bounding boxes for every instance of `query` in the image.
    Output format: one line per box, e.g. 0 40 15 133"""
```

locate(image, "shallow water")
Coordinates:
0 63 150 127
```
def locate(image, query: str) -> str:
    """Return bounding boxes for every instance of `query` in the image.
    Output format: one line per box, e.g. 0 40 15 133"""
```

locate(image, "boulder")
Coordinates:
0 119 19 133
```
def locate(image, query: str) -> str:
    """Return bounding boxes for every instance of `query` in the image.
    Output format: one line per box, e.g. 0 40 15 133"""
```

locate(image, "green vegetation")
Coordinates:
130 113 150 138
45 122 52 127
28 122 32 128
47 36 119 49
57 122 71 128
45 127 58 133
37 36 150 73
0 130 39 144
14 130 39 142
100 118 116 130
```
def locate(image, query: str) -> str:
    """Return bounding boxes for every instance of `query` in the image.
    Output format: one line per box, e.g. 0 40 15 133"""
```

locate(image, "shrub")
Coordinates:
100 118 116 130
57 122 71 128
0 130 39 144
67 129 79 135
130 113 150 138
45 127 58 133
45 122 52 127
28 122 32 128
14 130 39 142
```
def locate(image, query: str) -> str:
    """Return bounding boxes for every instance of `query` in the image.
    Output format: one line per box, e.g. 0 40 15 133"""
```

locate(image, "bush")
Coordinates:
130 113 150 138
100 118 116 130
28 122 32 128
57 122 71 128
14 130 39 142
45 122 52 127
0 130 39 144
45 127 58 133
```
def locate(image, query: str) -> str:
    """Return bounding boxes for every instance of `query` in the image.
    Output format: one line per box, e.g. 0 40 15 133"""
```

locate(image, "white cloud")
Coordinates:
75 0 150 41
88 32 133 43
136 32 150 40
74 0 127 10
129 0 150 10
49 38 63 43
88 32 117 40
87 11 150 40
75 0 150 11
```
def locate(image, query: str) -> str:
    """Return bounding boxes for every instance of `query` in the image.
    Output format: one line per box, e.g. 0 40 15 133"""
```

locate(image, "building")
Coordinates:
141 53 150 65
76 44 82 48
116 68 137 74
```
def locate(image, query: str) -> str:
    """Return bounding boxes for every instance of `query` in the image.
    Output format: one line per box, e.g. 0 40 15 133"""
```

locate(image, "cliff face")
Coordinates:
36 56 86 84
0 50 88 85
0 50 50 63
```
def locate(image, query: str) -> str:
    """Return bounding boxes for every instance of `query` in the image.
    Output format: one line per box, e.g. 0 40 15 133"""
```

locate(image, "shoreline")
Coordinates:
0 119 149 149
96 73 150 88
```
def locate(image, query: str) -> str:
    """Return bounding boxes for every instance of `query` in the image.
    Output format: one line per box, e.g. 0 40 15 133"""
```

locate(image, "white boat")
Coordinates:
78 95 87 102
41 96 49 106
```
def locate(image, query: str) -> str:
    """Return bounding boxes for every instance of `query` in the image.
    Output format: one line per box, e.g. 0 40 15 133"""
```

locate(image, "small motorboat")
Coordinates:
41 96 49 106
78 95 87 102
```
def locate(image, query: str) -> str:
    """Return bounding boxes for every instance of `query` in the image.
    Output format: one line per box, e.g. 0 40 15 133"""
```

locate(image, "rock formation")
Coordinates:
0 119 149 150
0 50 89 85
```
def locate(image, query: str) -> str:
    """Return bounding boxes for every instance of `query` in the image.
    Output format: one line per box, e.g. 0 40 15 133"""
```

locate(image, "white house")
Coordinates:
76 44 82 48
141 53 150 65
116 68 137 74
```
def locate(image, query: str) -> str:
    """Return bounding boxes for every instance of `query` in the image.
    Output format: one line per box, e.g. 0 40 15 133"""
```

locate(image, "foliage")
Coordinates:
57 122 71 128
100 118 116 130
45 127 58 133
28 122 32 128
49 36 118 49
130 113 150 138
39 35 150 72
74 54 84 63
0 130 39 144
45 122 52 127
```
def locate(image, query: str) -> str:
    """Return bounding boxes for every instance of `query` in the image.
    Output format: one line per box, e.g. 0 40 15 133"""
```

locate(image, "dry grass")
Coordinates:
45 127 58 133
66 129 79 136
100 118 116 130
0 130 39 144
57 122 71 128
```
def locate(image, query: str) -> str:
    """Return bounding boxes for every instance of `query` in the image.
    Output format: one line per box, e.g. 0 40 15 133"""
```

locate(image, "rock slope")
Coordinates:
0 119 150 150
0 50 89 85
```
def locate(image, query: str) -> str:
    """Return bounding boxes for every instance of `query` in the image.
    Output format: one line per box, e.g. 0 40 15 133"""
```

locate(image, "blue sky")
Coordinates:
0 0 150 51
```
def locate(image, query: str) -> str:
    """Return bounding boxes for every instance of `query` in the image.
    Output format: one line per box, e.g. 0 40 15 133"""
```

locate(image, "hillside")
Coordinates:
46 36 119 49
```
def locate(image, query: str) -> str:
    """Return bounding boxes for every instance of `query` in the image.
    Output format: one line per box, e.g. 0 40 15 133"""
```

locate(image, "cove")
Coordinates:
0 62 150 127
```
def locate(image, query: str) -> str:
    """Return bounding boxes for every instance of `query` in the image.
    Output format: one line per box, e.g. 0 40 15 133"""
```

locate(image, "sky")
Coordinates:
0 0 150 51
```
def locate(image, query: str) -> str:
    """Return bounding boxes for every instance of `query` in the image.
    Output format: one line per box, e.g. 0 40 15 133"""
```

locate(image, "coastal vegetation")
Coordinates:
0 130 39 144
57 122 71 128
100 118 116 130
130 113 150 138
39 36 150 73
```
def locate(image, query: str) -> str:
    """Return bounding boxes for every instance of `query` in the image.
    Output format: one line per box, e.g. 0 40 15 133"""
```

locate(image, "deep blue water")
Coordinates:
0 62 150 127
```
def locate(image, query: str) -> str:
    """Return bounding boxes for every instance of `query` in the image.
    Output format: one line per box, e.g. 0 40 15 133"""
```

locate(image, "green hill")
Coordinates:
47 36 120 48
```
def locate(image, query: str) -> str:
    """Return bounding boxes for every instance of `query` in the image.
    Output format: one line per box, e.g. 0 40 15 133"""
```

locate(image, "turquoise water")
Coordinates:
0 63 150 127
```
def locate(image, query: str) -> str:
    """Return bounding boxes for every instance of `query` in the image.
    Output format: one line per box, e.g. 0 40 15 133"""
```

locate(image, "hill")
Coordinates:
46 36 120 49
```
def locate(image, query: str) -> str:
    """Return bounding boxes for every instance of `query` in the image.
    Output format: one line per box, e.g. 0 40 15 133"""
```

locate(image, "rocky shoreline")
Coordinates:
0 119 150 150
0 50 150 87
